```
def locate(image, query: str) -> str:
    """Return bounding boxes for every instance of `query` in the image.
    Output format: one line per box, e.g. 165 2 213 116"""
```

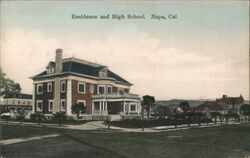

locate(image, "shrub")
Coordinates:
53 112 67 126
30 113 45 125
1 115 11 123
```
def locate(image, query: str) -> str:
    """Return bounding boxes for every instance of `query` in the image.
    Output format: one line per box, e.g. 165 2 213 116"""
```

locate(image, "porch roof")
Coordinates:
92 93 140 100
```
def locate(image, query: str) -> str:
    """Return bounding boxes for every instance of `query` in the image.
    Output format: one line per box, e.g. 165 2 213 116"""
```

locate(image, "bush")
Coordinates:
30 113 45 124
53 112 67 126
1 115 11 122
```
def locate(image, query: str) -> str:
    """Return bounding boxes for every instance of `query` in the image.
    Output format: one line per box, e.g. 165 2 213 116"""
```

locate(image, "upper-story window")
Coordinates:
60 80 66 93
37 84 43 94
107 86 112 94
47 82 52 92
118 88 124 95
47 68 55 74
78 82 86 93
98 85 106 94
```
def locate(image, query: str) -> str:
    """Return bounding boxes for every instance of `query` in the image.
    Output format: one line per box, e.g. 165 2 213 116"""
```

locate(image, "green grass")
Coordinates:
1 123 250 158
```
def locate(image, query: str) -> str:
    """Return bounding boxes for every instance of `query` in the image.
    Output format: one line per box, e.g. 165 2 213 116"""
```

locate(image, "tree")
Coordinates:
16 109 26 124
240 104 250 116
240 104 250 122
179 101 190 113
142 95 155 119
210 112 221 125
71 102 86 123
53 112 67 126
194 112 204 126
223 114 229 124
0 67 21 97
154 105 171 119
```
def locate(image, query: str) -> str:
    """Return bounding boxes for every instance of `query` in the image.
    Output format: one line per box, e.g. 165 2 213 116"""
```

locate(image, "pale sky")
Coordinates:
0 1 249 100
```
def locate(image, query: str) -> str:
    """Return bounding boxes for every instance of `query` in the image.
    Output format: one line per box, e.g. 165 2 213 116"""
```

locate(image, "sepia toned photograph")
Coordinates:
0 1 249 157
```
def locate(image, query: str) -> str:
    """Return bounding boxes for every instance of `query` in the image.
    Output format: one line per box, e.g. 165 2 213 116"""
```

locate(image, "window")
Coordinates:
61 99 66 111
107 86 112 94
36 100 43 112
77 100 85 113
60 80 66 92
47 68 54 74
37 84 43 94
47 82 52 92
118 88 124 95
48 100 53 112
78 82 85 93
130 104 136 111
99 71 107 77
98 85 106 94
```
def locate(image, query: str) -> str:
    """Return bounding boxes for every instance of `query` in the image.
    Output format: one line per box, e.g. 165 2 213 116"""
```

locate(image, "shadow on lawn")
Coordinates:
50 127 128 158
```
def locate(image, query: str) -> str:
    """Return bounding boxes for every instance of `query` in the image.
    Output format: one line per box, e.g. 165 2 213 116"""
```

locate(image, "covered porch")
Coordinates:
91 93 141 116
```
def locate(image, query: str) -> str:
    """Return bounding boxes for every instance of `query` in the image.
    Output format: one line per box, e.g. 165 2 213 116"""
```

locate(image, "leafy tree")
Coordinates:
0 67 21 96
16 109 26 124
142 95 155 119
173 113 184 128
210 112 221 124
71 102 86 123
240 104 250 116
53 112 67 126
154 105 171 119
194 112 204 126
223 114 229 124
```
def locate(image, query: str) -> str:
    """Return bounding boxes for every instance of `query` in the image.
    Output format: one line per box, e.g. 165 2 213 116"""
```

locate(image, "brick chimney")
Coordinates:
55 48 63 73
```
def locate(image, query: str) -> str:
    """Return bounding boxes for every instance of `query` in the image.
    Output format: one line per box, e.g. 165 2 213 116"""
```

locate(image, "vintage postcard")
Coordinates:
0 1 249 158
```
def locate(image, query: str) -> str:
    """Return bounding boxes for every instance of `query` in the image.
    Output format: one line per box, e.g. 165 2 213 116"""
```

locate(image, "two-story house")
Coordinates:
31 49 140 120
216 94 244 114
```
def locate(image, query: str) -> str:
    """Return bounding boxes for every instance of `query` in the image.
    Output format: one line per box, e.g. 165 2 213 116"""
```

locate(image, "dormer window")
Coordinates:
99 71 107 77
47 68 55 74
99 67 108 78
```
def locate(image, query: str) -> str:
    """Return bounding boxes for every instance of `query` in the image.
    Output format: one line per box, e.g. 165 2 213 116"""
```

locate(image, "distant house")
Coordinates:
194 101 226 115
173 107 184 113
216 95 244 114
31 49 140 120
0 93 33 113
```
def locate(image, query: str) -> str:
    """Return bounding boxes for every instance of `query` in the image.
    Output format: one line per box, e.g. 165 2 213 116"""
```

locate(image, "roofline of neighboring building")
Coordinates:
30 72 133 86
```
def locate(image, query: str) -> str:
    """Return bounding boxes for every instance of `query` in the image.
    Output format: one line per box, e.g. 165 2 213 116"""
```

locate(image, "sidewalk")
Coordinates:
0 120 246 133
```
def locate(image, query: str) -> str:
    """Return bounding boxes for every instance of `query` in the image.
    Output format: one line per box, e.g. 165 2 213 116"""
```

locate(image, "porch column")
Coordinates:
66 79 72 115
123 101 126 114
32 83 35 113
105 101 107 114
99 101 101 114
137 102 140 115
91 102 94 114
128 103 130 115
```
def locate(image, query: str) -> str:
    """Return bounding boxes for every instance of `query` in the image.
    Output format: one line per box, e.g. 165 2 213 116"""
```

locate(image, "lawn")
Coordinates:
1 123 250 158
